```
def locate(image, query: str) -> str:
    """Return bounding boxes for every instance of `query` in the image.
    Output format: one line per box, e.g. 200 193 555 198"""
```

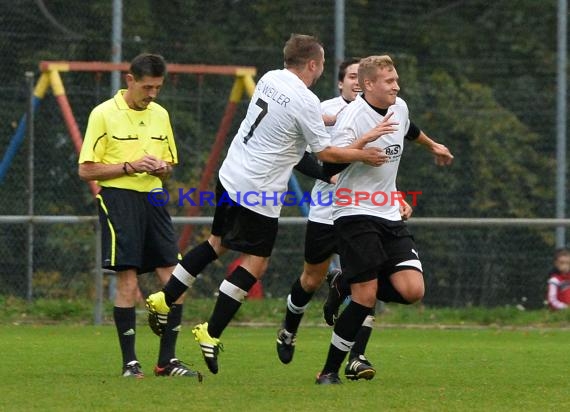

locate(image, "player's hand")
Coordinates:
430 143 454 166
361 147 388 167
400 200 413 220
322 113 337 126
360 112 398 145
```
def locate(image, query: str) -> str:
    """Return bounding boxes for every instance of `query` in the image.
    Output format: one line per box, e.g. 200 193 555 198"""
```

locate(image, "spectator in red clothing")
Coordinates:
546 248 570 311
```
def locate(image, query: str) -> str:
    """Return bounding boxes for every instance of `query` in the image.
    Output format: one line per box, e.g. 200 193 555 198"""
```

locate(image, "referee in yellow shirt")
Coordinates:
79 53 200 380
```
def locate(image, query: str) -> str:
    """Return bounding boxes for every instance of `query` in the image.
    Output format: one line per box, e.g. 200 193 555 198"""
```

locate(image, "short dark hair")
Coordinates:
129 53 167 80
338 58 361 82
283 34 323 68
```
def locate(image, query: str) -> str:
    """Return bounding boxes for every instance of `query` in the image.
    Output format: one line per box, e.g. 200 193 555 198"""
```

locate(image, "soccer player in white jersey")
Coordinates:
315 55 453 385
276 58 385 378
145 34 390 375
278 58 451 382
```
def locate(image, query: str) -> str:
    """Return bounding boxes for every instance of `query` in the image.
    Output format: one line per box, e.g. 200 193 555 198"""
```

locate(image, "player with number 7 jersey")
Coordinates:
220 68 332 218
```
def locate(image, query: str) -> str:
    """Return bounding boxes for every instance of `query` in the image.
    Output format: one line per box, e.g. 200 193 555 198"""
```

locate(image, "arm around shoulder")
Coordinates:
316 145 386 166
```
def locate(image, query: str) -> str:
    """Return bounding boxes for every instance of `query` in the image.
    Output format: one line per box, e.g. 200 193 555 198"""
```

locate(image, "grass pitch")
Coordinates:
1 324 568 412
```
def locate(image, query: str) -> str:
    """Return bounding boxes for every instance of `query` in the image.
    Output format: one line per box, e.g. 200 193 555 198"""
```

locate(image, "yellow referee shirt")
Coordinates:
78 89 178 192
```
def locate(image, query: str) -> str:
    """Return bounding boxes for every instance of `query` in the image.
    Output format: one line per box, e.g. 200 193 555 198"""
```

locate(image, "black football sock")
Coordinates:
180 240 218 274
158 304 182 367
114 306 137 365
162 277 187 306
207 266 257 338
284 278 314 333
321 300 371 375
163 241 218 305
350 306 375 358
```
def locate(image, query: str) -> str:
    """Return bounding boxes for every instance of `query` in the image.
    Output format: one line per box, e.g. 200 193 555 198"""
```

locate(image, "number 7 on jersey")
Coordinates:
244 98 268 144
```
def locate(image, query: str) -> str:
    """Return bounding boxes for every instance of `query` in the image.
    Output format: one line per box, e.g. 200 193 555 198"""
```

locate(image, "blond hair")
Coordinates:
357 55 394 90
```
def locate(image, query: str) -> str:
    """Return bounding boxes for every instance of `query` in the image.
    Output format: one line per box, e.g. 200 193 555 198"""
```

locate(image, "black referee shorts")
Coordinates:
304 220 337 264
97 187 179 274
210 179 278 257
334 215 422 284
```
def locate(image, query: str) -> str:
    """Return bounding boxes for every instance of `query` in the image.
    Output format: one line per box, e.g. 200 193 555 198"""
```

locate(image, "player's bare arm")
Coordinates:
415 131 454 166
316 145 387 166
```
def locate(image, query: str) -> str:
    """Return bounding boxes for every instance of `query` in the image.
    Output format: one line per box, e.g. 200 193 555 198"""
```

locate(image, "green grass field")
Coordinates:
1 323 568 412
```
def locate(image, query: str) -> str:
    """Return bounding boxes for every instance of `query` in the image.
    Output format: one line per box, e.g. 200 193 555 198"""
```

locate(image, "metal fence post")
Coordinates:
25 71 35 302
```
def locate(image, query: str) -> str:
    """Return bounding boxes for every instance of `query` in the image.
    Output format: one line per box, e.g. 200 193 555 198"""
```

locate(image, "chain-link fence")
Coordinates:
0 1 567 310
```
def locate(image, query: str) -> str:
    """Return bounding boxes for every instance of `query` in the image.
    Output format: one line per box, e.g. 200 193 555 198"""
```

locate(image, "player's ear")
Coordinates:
308 59 317 71
125 73 135 85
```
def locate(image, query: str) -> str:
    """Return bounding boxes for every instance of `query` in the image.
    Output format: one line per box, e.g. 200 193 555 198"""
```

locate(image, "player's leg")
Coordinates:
146 234 227 323
193 204 278 374
344 305 376 380
317 278 377 384
386 269 425 303
316 216 379 384
147 180 230 314
193 253 269 374
323 267 350 326
152 265 202 380
277 221 335 364
376 228 424 305
277 259 330 363
344 224 424 381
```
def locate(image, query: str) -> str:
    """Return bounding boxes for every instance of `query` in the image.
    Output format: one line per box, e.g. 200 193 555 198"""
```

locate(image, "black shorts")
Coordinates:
97 187 179 274
210 179 278 257
304 220 337 264
334 215 422 283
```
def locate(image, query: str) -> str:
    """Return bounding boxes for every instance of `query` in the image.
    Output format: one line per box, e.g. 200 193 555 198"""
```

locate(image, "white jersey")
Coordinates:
219 69 331 218
332 95 410 221
308 96 348 225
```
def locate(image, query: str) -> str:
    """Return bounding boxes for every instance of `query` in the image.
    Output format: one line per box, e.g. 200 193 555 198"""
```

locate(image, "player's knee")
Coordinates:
401 283 425 304
352 290 377 308
300 269 326 292
115 280 139 304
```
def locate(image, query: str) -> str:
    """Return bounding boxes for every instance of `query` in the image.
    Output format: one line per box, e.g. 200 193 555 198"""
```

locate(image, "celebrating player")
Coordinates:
315 55 453 384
